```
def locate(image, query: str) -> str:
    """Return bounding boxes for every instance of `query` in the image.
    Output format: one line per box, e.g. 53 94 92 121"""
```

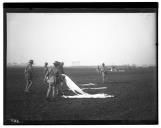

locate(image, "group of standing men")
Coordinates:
24 60 65 101
24 60 108 100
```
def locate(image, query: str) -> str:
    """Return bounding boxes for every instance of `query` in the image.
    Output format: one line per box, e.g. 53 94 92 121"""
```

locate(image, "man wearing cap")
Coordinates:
24 60 34 92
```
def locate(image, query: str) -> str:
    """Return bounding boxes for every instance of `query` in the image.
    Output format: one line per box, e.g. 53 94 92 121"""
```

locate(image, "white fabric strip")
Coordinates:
62 74 114 98
62 94 114 98
82 87 107 90
79 83 95 86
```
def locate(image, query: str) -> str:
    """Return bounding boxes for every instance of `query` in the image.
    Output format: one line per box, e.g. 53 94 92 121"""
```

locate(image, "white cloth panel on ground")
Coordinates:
62 74 114 98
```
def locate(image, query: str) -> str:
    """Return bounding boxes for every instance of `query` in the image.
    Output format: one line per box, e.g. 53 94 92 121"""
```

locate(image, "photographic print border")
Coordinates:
3 2 158 125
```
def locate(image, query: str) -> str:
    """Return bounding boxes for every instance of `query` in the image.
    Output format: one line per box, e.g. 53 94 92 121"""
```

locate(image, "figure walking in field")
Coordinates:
24 60 34 92
100 63 108 83
44 61 65 100
43 62 49 84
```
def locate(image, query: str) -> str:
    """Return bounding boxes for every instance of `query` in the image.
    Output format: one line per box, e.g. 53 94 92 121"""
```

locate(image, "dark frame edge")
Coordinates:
3 2 159 125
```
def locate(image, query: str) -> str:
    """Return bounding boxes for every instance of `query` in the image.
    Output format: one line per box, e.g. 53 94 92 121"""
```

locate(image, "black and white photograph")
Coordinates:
4 3 158 125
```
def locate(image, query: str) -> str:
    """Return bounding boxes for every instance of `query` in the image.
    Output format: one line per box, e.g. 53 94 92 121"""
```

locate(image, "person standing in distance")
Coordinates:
101 63 107 83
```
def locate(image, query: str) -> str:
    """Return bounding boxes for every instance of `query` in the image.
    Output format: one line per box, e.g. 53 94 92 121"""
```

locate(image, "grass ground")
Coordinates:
4 67 157 124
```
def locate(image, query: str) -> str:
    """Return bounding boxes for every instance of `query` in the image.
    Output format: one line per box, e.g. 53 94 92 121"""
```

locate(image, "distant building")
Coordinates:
72 61 80 66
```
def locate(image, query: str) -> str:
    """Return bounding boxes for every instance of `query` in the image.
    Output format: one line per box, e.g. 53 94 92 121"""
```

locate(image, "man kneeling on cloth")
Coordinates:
44 61 65 100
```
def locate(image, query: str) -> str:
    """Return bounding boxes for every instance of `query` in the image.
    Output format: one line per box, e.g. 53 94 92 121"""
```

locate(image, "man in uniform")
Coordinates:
24 60 34 92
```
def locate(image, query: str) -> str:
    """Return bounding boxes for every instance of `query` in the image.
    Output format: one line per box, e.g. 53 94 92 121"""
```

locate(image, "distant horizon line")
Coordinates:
6 63 156 67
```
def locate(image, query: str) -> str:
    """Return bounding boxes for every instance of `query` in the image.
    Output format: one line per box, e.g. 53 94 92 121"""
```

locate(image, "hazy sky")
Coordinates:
7 13 156 66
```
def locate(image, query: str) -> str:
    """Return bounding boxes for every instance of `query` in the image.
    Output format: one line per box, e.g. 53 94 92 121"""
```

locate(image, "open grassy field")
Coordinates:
4 66 157 124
